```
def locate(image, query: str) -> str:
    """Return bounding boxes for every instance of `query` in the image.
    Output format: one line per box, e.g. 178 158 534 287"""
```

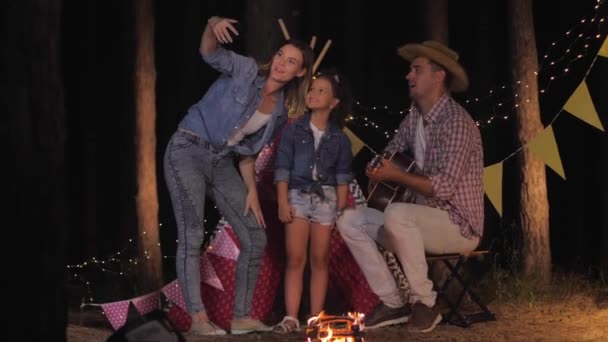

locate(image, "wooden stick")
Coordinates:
278 18 290 40
310 35 317 49
313 39 332 73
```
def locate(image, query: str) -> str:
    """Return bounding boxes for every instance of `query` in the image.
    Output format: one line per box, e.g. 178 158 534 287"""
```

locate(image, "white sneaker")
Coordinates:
190 321 226 335
230 317 273 335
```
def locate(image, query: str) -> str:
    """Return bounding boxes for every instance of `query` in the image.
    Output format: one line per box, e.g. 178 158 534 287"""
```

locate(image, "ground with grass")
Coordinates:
68 278 608 342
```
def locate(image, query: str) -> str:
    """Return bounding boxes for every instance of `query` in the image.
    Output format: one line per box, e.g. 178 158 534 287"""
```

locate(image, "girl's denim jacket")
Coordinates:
275 113 353 194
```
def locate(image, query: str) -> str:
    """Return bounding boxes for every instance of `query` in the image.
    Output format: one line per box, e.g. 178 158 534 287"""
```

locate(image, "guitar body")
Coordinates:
366 151 417 212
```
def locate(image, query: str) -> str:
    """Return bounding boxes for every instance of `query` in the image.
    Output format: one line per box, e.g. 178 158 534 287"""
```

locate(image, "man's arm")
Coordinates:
393 171 433 197
368 114 413 195
428 117 474 200
366 160 434 197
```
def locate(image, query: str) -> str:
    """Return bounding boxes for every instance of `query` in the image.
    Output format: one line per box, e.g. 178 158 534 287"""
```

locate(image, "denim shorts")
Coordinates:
288 186 337 226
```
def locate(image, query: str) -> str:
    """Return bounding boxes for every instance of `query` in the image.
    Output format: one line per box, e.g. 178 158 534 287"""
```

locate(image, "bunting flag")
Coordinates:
207 228 239 261
161 279 187 310
101 300 131 330
483 162 503 216
344 126 365 156
598 35 608 58
527 125 566 179
480 35 607 216
200 254 224 291
131 291 160 316
563 80 605 132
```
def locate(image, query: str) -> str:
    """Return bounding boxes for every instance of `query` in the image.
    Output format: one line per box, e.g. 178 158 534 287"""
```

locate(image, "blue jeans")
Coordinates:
164 130 266 318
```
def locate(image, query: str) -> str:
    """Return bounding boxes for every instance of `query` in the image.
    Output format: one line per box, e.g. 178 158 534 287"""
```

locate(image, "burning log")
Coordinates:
305 311 366 342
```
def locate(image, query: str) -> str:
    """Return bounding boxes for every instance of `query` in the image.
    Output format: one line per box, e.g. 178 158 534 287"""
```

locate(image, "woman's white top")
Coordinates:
227 110 272 146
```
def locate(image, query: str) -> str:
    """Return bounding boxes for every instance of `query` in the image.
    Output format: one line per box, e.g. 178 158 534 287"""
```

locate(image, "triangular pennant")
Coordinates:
131 291 160 316
563 80 604 132
101 300 131 330
161 279 187 310
483 162 503 216
598 35 608 58
527 125 566 179
208 228 239 261
200 254 224 291
343 126 365 156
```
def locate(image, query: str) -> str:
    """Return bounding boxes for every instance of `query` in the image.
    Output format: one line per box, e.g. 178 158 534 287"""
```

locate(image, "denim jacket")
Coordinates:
275 113 353 190
178 47 287 156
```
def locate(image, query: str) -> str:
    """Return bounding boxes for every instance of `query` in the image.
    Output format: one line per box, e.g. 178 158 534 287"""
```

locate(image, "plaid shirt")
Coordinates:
384 94 484 239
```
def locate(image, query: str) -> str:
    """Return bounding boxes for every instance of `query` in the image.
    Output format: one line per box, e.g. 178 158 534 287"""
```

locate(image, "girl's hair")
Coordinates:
313 68 353 128
257 40 314 118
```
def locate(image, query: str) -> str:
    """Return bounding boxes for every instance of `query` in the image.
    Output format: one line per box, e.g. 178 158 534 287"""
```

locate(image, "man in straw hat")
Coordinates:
337 41 484 333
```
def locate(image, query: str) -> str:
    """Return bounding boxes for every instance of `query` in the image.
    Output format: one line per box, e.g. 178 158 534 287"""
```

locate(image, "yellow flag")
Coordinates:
598 35 608 58
527 125 566 179
483 162 503 216
343 127 365 156
563 80 604 132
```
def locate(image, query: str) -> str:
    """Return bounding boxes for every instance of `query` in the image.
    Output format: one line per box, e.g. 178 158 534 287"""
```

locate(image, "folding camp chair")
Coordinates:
427 250 496 327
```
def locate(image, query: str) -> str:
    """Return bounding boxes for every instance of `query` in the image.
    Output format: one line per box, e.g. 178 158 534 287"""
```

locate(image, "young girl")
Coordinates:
273 70 354 333
163 16 313 335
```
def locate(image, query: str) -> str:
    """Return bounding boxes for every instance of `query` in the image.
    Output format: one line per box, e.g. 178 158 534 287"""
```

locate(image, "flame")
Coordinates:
347 311 365 327
306 311 366 341
308 310 325 327
319 325 333 342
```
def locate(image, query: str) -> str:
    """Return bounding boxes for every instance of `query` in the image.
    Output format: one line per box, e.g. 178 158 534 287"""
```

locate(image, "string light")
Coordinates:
346 101 408 142
67 221 205 303
467 0 606 129
347 0 605 133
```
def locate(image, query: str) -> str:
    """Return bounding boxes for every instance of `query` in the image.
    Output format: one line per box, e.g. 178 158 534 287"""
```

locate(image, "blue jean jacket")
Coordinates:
275 113 353 191
178 47 287 156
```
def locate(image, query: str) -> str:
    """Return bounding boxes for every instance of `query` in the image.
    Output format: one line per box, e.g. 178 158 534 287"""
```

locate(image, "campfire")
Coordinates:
305 311 366 342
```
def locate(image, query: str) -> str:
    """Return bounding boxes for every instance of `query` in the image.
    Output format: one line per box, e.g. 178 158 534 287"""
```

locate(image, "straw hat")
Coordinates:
397 40 469 92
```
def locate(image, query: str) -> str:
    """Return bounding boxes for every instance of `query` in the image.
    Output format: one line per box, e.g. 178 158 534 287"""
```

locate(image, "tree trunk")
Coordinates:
423 0 449 44
134 0 163 291
2 0 68 339
507 0 551 283
597 46 608 280
600 109 608 276
245 0 298 61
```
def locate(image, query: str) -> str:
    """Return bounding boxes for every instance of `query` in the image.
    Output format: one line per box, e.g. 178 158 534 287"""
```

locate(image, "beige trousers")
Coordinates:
337 202 478 308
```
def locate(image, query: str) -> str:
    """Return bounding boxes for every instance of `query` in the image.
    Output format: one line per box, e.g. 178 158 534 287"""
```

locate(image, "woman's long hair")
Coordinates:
258 40 314 118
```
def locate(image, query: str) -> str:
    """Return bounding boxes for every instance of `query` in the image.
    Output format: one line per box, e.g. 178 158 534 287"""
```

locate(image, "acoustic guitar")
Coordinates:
366 151 418 211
